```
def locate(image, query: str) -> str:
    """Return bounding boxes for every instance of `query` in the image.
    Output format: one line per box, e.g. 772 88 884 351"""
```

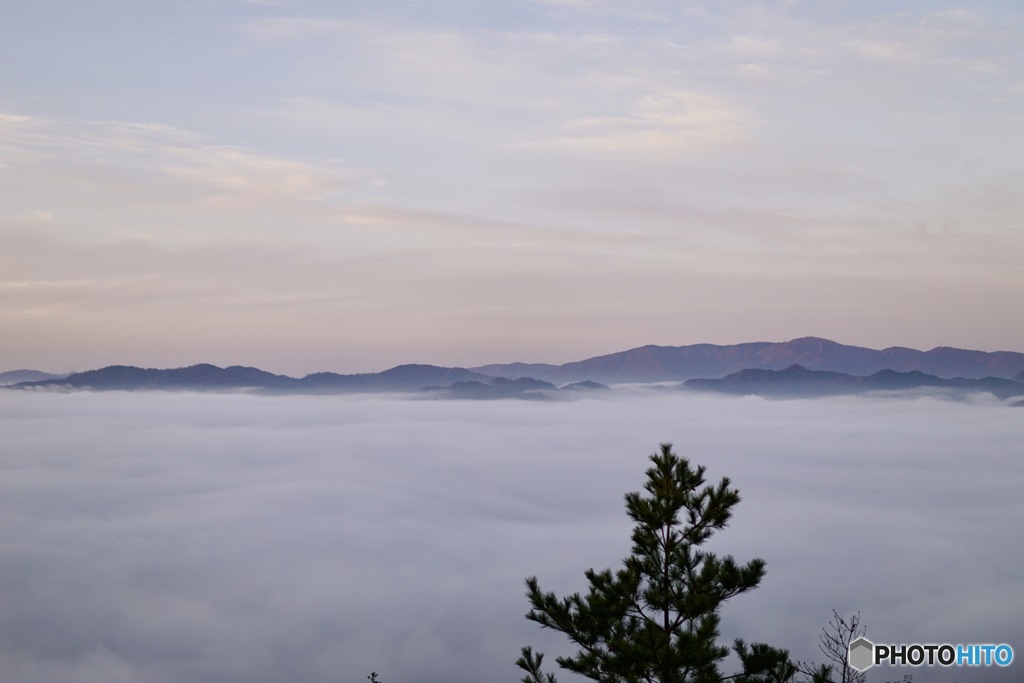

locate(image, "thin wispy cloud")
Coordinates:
518 89 751 154
0 115 359 209
1 0 1022 368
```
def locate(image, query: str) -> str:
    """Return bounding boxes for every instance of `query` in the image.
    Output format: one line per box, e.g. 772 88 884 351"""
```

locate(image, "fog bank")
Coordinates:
1 391 1021 683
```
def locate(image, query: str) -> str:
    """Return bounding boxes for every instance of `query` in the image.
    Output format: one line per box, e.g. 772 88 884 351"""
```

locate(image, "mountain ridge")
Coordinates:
13 363 492 394
0 369 66 386
472 337 1024 383
7 337 1024 395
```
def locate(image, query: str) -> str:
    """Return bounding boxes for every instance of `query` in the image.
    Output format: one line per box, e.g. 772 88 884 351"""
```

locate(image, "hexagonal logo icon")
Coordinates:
849 636 875 672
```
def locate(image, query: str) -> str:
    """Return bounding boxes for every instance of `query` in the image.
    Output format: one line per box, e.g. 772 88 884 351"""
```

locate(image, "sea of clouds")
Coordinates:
1 389 1021 683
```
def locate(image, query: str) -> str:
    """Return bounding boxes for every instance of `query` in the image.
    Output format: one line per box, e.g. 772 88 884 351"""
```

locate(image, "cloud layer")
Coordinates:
2 391 1022 682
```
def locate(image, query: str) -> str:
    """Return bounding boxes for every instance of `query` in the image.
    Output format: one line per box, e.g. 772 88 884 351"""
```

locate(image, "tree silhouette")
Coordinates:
796 610 866 683
519 443 814 683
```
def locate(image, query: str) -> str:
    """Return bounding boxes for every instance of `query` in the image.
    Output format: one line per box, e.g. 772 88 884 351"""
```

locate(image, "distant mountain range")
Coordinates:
11 363 491 394
471 337 1024 383
5 337 1024 403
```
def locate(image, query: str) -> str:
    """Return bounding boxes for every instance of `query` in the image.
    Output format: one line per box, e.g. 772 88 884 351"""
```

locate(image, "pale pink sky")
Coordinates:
2 1 1022 374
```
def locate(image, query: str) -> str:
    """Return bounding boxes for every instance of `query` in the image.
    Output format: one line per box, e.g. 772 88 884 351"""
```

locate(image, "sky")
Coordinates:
1 0 1023 374
2 390 1022 683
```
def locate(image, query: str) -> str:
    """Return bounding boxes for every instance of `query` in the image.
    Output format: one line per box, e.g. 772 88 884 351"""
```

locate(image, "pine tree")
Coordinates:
518 443 805 683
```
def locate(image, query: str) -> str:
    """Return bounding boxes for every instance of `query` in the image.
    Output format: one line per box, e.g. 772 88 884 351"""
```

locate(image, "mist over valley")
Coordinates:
2 389 1021 683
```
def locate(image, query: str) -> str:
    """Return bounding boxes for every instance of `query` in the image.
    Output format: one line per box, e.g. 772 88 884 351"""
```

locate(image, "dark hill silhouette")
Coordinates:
41 364 255 390
298 364 491 393
423 376 559 400
465 361 561 381
224 366 299 389
377 364 490 388
685 365 1024 400
560 380 610 391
